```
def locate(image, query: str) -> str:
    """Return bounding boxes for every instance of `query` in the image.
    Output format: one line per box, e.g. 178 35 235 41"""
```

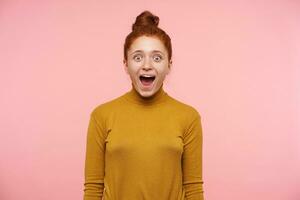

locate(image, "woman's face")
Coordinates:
123 36 172 97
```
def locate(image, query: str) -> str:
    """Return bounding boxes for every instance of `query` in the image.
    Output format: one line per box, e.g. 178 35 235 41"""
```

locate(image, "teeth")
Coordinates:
141 74 155 78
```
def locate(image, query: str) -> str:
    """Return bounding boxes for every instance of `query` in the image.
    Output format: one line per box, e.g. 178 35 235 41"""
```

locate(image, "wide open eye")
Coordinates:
153 54 162 62
133 54 143 62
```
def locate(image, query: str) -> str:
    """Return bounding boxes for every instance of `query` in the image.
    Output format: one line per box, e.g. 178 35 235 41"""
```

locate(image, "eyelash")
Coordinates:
133 54 163 62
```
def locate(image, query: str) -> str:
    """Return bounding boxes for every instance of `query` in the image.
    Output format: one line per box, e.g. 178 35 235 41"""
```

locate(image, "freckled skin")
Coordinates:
123 36 172 98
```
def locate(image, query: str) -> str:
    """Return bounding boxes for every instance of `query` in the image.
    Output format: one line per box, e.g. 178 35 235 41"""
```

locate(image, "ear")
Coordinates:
123 59 129 74
167 59 172 74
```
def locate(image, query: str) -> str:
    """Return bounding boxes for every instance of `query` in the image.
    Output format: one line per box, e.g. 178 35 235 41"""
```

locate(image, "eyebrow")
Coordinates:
130 50 164 56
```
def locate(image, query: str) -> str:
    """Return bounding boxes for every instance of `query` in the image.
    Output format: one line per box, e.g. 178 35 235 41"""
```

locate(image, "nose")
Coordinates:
142 56 153 71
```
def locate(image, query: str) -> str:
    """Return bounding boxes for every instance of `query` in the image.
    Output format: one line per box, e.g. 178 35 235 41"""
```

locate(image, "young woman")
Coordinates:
83 10 205 200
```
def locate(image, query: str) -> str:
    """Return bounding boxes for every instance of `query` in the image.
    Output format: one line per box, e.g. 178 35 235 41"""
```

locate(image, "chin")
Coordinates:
138 89 155 97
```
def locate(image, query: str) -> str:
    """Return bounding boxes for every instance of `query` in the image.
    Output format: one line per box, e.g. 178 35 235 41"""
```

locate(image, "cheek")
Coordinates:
156 70 169 80
127 61 142 71
156 63 169 74
127 64 138 73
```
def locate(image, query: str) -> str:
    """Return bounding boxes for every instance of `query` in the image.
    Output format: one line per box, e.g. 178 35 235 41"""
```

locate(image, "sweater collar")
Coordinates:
123 83 168 106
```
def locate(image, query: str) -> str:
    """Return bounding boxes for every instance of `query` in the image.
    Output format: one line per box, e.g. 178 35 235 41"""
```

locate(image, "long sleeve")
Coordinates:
83 111 106 200
182 111 204 200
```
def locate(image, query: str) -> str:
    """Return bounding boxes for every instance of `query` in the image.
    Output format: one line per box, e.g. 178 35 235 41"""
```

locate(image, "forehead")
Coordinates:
128 36 167 54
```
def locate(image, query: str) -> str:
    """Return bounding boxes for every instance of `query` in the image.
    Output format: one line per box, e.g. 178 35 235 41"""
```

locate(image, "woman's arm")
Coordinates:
182 111 205 200
83 111 106 200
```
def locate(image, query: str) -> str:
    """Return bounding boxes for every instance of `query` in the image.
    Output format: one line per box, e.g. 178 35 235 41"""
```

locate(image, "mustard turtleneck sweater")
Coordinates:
83 83 204 200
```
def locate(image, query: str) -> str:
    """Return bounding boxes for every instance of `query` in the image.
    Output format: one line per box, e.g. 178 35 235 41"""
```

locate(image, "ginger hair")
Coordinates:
123 10 172 64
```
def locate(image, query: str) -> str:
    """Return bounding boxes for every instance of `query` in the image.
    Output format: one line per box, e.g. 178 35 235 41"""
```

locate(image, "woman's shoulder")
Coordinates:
166 94 201 119
89 93 125 118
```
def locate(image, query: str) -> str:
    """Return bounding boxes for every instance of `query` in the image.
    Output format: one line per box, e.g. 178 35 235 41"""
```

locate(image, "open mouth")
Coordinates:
139 74 156 87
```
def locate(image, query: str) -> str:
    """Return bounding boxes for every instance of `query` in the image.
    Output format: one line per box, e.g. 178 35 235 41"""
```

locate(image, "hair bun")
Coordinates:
132 10 159 31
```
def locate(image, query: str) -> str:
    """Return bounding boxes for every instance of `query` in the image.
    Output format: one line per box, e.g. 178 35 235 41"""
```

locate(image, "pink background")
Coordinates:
0 1 299 200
